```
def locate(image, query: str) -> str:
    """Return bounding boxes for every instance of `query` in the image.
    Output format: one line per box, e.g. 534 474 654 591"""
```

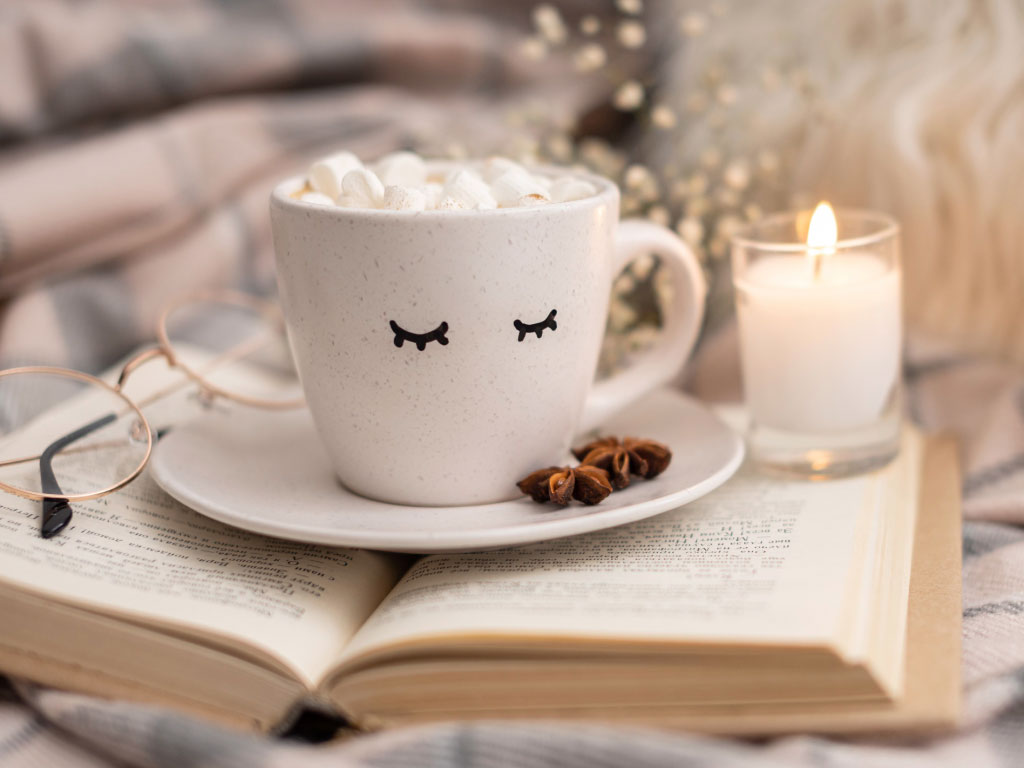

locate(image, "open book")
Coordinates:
0 353 961 735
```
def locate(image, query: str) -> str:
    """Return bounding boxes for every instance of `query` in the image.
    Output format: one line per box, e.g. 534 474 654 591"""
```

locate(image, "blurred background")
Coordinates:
1 0 1022 383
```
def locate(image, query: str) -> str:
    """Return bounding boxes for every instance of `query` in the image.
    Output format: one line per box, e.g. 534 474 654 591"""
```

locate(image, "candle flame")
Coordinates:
807 201 837 251
806 201 836 280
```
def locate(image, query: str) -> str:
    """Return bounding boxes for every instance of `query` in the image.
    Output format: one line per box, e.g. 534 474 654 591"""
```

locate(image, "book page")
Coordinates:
0 352 407 689
338 456 899 665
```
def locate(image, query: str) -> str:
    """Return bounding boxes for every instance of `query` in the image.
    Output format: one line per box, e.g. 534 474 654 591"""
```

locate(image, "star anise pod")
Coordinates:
516 465 614 506
572 436 672 489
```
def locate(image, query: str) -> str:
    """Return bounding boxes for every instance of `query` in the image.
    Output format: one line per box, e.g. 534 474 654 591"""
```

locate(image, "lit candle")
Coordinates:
731 204 902 476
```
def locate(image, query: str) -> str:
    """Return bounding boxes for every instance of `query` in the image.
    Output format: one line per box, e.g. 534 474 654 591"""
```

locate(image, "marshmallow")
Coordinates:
306 151 598 211
375 151 428 187
481 156 528 183
300 191 336 206
424 182 444 208
336 194 370 208
443 169 497 210
438 195 469 210
517 193 549 207
491 169 550 207
550 177 598 203
341 168 385 207
308 151 362 198
382 185 427 211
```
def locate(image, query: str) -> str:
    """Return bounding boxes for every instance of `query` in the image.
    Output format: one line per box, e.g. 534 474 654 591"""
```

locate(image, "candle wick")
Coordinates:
810 246 834 281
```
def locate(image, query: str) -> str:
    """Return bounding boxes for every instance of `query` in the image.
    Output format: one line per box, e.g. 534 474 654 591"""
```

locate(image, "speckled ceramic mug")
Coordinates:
270 164 706 506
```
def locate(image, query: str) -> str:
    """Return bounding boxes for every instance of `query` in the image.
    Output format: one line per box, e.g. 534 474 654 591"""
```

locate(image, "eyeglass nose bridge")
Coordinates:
115 347 173 393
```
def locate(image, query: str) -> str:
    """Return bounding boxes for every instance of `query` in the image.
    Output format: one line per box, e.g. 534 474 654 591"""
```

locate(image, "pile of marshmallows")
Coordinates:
299 151 598 212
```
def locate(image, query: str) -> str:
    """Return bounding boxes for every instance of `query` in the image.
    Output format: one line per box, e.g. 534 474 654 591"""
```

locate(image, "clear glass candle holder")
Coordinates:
731 207 902 479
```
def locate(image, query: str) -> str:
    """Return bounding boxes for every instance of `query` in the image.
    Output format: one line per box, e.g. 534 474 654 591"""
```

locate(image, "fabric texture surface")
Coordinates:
2 2 1024 767
3 327 1024 768
0 0 602 372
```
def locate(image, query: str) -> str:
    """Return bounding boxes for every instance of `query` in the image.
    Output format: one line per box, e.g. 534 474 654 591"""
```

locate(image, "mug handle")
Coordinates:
579 218 707 433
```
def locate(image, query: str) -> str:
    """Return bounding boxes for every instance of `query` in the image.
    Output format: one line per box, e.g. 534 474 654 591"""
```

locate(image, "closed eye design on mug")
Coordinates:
389 309 558 351
389 320 450 351
514 309 557 342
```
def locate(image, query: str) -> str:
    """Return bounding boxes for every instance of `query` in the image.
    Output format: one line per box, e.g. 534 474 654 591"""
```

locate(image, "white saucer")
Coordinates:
151 389 743 553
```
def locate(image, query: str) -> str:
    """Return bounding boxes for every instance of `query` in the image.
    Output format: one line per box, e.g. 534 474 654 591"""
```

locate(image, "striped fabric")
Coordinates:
3 326 1024 768
3 2 1024 767
0 0 604 373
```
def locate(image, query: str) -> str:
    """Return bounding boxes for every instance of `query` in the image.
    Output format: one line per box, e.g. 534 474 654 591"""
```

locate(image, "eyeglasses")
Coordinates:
0 291 303 538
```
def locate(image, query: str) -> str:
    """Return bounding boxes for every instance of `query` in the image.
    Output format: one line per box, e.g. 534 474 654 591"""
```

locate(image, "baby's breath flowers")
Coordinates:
615 0 643 14
580 15 601 35
650 104 678 129
617 20 647 49
457 2 799 375
574 43 607 72
532 4 567 44
613 81 645 111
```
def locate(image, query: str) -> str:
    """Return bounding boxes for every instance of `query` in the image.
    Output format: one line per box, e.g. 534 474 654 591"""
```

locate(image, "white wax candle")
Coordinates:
735 253 901 433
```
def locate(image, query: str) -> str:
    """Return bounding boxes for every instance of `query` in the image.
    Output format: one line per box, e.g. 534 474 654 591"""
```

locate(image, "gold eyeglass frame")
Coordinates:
0 290 303 504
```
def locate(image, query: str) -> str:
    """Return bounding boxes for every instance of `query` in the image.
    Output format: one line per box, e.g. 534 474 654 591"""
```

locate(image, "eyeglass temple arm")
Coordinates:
116 347 168 392
39 413 117 539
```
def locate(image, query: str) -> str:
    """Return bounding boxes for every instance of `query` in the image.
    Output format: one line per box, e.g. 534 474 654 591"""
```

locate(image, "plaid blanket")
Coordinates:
3 327 1024 768
3 2 1024 767
0 0 603 373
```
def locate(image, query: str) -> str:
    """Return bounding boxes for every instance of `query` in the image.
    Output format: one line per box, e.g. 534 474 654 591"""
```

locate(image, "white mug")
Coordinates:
270 164 706 506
